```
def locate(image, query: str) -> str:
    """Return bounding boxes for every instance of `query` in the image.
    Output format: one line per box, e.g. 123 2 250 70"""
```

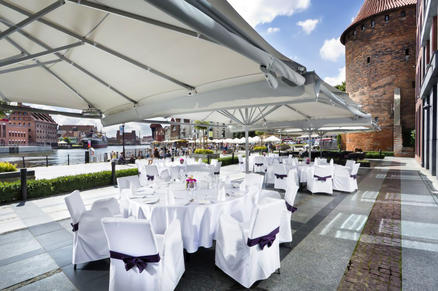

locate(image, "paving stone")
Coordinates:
17 271 76 291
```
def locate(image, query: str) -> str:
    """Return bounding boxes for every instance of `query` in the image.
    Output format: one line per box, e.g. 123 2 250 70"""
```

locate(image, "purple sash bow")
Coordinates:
285 201 297 213
314 175 331 181
146 175 154 181
275 174 287 179
247 227 280 249
350 174 357 179
110 250 160 273
71 223 78 232
214 172 220 175
255 163 264 167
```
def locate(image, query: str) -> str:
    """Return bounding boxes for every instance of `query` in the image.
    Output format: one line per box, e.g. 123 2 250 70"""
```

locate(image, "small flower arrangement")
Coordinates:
306 158 310 164
186 176 197 189
180 158 184 165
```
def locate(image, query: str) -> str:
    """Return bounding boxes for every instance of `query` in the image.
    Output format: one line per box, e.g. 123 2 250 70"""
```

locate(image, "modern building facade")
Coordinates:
341 0 417 155
416 0 438 176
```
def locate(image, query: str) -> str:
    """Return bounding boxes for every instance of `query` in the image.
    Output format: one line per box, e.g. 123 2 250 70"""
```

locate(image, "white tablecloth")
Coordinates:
128 185 250 253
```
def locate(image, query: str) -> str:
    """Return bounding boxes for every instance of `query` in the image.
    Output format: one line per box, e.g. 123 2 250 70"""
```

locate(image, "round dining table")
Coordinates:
128 182 252 253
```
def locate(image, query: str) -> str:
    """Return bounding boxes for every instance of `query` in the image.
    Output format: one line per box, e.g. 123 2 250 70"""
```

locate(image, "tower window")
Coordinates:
371 19 375 28
384 15 390 22
401 10 406 17
367 57 371 64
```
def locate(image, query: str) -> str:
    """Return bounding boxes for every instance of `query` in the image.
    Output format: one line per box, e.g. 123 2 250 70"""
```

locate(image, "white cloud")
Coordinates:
266 27 280 34
297 19 319 34
228 0 311 27
319 38 344 62
324 67 345 86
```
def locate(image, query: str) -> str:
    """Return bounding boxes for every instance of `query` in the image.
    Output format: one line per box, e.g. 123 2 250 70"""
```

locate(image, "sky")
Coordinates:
31 0 363 138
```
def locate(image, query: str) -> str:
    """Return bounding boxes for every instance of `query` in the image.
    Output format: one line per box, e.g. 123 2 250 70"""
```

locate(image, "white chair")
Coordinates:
215 198 283 288
102 218 184 291
145 165 159 183
238 155 246 172
64 191 115 268
210 159 218 166
333 163 360 192
212 162 222 176
159 169 171 182
253 156 266 173
307 165 333 195
281 169 299 243
345 160 356 170
273 164 288 190
259 169 299 244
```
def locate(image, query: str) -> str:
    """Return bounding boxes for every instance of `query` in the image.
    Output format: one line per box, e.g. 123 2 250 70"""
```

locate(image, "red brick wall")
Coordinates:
343 5 416 152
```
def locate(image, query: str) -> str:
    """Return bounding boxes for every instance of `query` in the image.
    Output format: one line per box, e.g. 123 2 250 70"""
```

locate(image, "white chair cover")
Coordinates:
307 165 334 194
238 155 246 172
345 160 356 170
333 163 360 192
215 198 283 288
64 190 113 265
102 218 184 291
253 156 266 173
273 164 288 190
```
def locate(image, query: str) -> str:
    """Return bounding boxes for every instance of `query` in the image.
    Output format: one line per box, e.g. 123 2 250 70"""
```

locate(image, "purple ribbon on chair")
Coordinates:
214 172 220 175
247 227 280 250
255 163 264 167
71 223 78 232
110 250 160 273
314 175 332 181
350 174 357 179
275 174 287 179
285 201 297 213
146 175 154 181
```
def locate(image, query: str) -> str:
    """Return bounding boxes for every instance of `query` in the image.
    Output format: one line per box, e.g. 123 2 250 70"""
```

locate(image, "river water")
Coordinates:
0 145 151 168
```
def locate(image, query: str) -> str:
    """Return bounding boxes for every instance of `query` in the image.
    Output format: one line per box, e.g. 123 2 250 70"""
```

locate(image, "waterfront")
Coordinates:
0 145 151 168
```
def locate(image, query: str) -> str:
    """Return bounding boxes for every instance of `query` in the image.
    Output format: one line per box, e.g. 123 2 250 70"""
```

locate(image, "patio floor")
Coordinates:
1 157 437 290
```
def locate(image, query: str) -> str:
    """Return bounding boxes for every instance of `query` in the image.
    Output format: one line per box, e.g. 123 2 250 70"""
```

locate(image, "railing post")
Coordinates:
85 151 90 163
68 154 70 165
20 168 27 202
22 156 25 168
46 155 48 167
111 160 116 187
207 155 210 164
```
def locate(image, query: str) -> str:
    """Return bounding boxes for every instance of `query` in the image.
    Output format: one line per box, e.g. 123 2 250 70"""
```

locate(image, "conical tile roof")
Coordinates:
341 0 417 44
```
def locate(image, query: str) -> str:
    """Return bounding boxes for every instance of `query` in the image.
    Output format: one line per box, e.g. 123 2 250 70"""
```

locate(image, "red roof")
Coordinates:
341 0 417 44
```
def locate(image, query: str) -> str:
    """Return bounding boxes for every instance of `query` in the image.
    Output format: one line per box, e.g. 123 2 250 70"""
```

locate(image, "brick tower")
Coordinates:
340 0 416 154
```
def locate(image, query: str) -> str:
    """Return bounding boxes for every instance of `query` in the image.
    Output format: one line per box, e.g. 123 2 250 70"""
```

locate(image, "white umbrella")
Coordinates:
264 136 281 143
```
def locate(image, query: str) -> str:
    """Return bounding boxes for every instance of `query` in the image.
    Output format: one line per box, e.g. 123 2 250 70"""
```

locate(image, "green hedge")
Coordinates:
194 149 214 155
0 162 17 173
203 156 239 166
365 151 394 159
0 168 138 204
253 146 267 152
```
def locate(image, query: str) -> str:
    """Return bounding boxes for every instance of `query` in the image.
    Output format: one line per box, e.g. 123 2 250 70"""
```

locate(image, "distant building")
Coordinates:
141 136 153 144
0 118 27 146
116 130 138 145
150 124 165 141
8 106 58 146
58 125 98 144
341 0 416 155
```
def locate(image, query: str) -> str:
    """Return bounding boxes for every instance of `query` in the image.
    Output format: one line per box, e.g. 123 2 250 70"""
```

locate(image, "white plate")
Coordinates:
134 188 154 196
142 197 160 204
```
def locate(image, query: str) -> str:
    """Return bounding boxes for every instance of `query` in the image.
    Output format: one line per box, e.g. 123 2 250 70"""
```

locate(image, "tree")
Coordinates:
255 131 265 145
335 81 346 92
194 120 209 149
0 101 10 118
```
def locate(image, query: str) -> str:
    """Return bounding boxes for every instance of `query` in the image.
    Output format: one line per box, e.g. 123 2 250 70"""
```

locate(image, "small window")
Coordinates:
361 24 365 31
367 57 371 64
412 81 415 88
401 10 406 17
384 15 390 22
353 30 357 36
405 48 410 56
371 19 375 28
